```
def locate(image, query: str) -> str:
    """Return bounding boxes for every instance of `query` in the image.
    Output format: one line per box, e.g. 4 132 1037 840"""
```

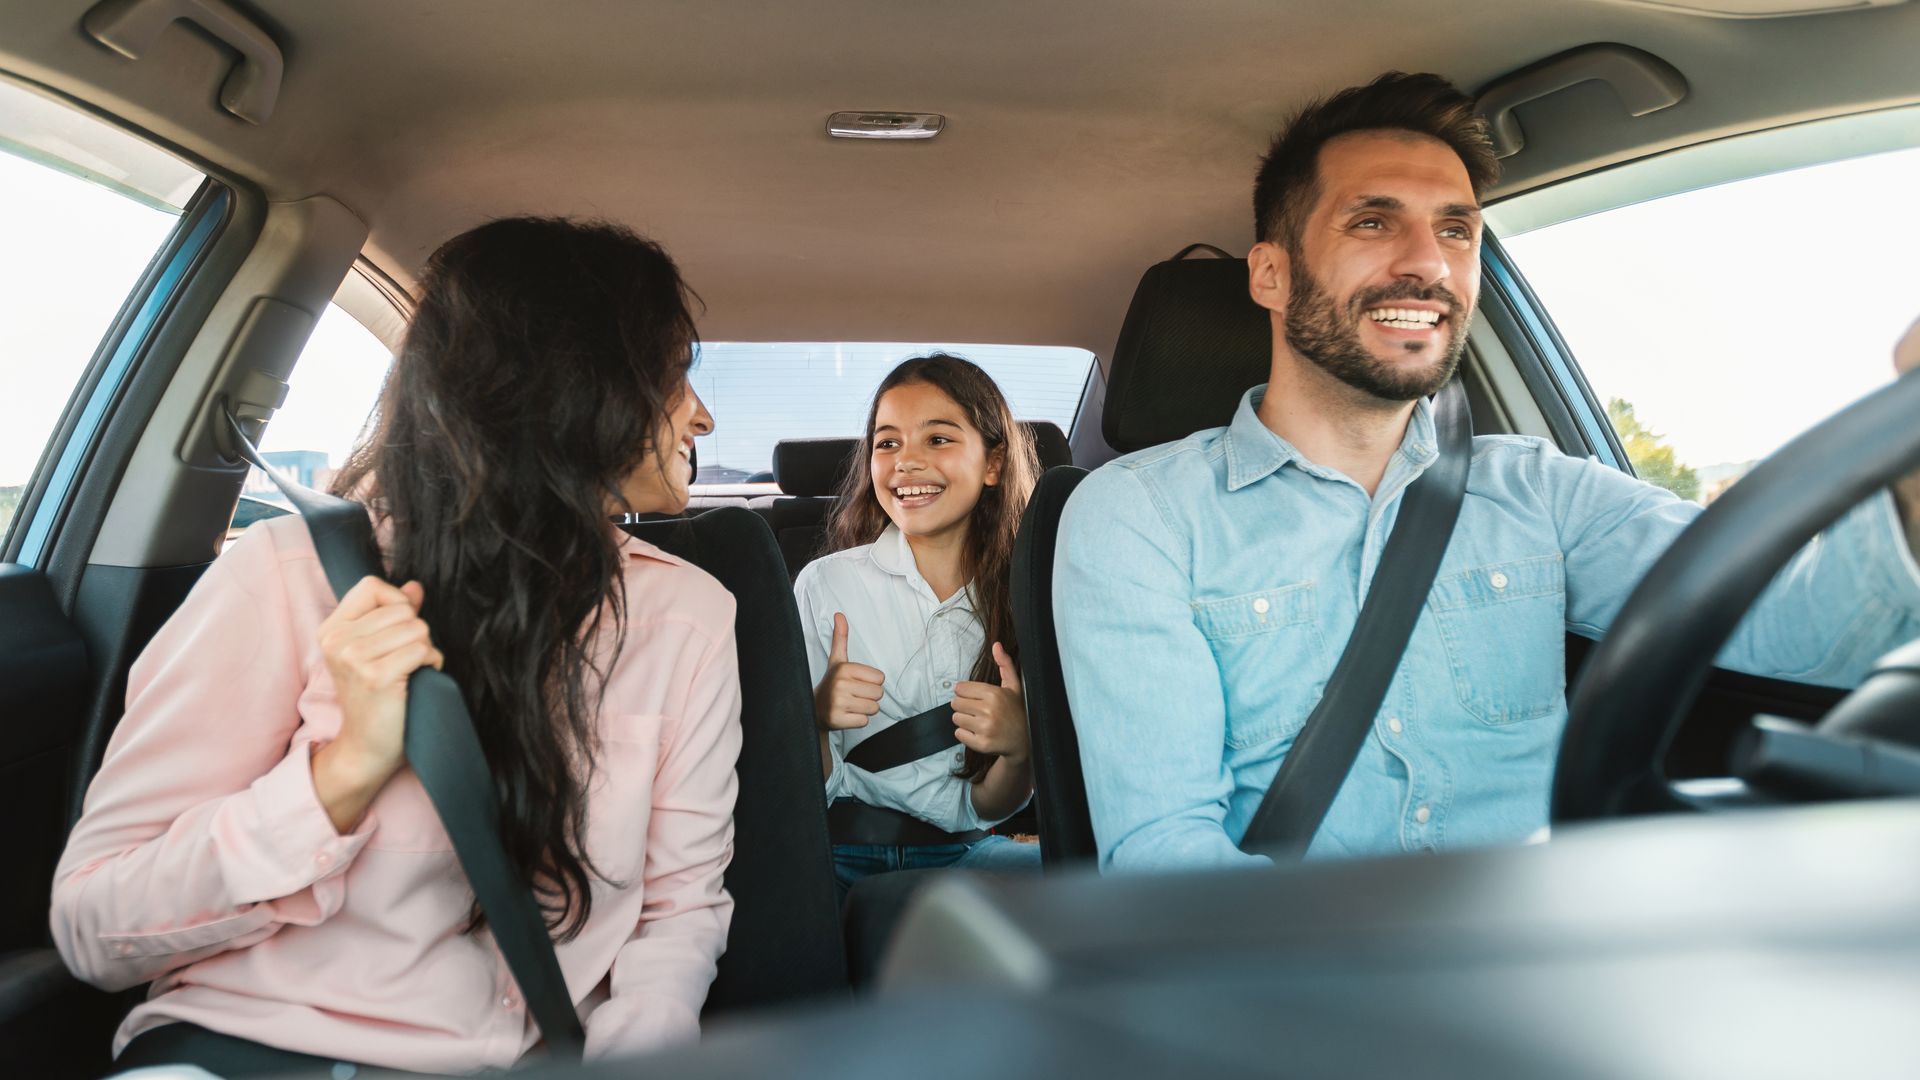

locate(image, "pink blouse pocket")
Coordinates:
585 713 665 885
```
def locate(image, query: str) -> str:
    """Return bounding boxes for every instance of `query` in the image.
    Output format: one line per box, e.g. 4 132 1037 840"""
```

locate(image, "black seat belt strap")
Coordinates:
226 411 587 1058
1239 377 1473 859
843 704 960 774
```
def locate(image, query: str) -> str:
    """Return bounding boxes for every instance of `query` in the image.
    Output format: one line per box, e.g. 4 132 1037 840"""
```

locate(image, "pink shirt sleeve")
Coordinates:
583 621 742 1058
49 524 375 991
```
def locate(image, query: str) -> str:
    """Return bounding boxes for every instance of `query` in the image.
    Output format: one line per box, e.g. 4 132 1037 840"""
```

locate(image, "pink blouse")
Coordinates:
50 516 742 1073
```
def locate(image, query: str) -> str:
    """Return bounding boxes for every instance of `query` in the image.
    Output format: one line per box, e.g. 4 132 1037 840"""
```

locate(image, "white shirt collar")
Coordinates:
866 524 973 612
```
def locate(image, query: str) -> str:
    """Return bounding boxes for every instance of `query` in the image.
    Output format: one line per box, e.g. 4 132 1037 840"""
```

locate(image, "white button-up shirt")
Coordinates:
793 525 1005 834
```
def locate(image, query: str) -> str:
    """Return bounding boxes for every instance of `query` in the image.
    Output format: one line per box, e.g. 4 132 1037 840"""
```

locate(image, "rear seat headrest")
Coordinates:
1103 251 1271 454
772 421 1076 497
1025 421 1072 471
773 437 860 497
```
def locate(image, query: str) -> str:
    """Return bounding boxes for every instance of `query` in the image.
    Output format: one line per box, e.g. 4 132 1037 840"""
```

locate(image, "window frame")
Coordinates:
1 161 230 567
0 73 262 581
1480 104 1920 482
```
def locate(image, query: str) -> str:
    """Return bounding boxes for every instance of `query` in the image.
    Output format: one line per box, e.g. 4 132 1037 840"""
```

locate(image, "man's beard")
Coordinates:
1283 257 1470 402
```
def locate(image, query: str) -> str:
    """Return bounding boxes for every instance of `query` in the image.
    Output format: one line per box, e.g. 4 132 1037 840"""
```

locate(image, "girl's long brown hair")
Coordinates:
825 354 1040 780
333 216 700 939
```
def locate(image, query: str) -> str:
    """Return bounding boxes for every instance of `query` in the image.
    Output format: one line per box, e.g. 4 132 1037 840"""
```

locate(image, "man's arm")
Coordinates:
1892 315 1920 561
1054 465 1263 874
1550 317 1920 683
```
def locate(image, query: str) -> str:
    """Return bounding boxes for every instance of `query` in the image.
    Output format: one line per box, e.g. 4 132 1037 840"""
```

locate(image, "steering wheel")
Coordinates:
1552 368 1920 823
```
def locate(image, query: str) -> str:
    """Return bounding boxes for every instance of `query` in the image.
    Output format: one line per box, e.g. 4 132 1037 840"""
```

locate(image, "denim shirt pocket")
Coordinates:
1192 581 1325 749
1429 554 1567 726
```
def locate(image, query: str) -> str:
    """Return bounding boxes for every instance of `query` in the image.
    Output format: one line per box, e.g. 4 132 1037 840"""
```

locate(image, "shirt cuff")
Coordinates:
222 742 377 906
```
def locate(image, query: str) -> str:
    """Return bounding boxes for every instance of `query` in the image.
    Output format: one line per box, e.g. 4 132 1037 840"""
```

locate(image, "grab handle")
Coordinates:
84 0 284 124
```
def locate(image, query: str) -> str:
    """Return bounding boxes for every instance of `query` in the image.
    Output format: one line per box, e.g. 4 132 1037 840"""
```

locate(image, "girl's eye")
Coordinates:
874 438 898 451
929 435 952 446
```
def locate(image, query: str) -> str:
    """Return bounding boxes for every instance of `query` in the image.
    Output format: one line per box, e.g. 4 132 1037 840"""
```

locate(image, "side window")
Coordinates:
0 80 204 545
233 300 394 534
1498 145 1920 504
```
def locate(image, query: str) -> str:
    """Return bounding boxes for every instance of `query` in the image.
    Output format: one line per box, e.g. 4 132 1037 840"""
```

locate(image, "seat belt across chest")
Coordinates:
1238 377 1474 859
226 410 587 1059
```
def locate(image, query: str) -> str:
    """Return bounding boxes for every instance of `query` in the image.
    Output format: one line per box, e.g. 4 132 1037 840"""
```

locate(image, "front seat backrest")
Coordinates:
1018 248 1271 866
619 508 848 1013
1011 465 1092 866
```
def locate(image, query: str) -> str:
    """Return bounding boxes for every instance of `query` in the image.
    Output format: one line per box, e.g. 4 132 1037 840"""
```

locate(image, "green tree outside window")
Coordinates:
1607 398 1700 502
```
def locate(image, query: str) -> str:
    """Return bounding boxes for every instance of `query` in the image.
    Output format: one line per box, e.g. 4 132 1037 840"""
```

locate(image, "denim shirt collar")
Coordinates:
1223 384 1439 493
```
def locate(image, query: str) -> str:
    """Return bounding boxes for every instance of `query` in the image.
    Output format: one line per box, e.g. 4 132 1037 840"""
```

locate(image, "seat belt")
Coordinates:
830 705 985 846
843 704 959 774
225 411 587 1059
1239 377 1473 859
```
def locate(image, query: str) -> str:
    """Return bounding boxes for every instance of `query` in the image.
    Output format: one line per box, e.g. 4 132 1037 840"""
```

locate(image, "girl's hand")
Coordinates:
313 577 442 829
1896 313 1919 377
951 642 1029 763
816 612 885 732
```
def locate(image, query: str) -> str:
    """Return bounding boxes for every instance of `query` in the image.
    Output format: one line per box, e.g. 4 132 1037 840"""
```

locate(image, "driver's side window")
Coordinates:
1496 141 1920 505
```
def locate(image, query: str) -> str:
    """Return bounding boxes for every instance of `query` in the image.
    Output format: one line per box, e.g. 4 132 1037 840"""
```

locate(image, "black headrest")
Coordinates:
773 421 1073 498
1024 421 1073 470
1103 252 1271 454
773 437 859 497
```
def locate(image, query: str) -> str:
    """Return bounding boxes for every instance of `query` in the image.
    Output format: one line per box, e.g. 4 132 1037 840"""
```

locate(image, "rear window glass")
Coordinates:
689 343 1094 486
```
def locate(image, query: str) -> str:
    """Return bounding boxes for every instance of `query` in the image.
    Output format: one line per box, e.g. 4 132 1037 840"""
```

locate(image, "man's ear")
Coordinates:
1248 241 1290 316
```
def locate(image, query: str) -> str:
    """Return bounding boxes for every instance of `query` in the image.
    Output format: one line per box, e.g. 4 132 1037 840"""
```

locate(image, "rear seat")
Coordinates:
752 422 1074 581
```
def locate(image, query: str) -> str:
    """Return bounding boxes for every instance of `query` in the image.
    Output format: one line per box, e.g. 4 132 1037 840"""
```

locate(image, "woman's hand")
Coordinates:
1896 313 1919 377
311 576 443 832
951 642 1029 764
815 612 885 732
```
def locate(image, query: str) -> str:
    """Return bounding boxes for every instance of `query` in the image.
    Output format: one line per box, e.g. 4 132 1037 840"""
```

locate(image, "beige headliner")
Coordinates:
4 0 1919 355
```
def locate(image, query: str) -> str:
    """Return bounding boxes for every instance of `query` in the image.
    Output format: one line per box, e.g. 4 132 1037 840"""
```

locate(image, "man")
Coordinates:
1054 72 1920 873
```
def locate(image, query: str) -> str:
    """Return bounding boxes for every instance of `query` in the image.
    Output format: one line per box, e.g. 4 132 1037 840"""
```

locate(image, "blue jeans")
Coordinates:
832 833 1042 892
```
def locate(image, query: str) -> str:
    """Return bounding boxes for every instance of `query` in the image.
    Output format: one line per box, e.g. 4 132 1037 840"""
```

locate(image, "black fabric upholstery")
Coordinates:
1025 420 1073 470
1010 466 1096 867
1103 253 1270 454
841 868 949 989
618 509 849 1014
773 438 860 497
754 496 836 580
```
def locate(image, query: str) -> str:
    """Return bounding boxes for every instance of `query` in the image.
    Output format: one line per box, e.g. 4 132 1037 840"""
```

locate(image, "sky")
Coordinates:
7 140 1920 498
1501 146 1920 471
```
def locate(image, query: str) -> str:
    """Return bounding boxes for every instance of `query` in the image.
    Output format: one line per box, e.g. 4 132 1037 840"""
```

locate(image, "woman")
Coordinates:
51 217 740 1075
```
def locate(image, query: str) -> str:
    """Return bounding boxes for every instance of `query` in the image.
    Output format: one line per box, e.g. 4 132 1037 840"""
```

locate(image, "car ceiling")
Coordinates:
2 0 1919 357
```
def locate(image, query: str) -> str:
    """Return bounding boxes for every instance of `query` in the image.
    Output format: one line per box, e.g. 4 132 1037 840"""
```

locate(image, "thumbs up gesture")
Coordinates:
815 612 886 732
951 642 1030 763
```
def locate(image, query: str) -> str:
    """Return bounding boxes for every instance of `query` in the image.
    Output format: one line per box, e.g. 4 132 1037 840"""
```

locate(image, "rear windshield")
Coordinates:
689 342 1095 487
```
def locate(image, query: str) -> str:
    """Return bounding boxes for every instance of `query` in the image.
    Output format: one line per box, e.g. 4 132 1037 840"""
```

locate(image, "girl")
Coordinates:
52 217 741 1076
794 354 1044 889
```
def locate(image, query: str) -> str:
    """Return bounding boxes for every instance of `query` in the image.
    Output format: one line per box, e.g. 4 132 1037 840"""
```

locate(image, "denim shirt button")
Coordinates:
1252 596 1270 616
1387 716 1403 734
1414 805 1432 824
1489 571 1509 590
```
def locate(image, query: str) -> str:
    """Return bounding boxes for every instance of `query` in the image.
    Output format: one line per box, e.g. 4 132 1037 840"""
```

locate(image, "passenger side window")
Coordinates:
233 301 394 535
1497 145 1920 503
0 80 203 544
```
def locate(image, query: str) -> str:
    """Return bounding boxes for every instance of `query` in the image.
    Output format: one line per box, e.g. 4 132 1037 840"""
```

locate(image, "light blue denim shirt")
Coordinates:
1055 385 1920 873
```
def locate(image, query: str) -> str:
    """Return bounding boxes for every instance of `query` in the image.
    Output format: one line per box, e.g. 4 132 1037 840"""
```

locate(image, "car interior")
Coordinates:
3 0 1920 1076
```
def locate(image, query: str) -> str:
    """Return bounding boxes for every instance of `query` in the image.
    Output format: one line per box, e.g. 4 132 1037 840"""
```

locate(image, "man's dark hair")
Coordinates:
1254 72 1499 249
